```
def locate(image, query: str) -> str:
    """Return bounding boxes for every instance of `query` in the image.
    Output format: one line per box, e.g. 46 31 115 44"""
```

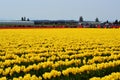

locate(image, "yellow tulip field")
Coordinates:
0 28 120 80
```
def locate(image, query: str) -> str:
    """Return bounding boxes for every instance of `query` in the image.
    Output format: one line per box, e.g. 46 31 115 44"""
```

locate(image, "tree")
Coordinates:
23 17 26 21
95 17 99 22
106 20 109 23
114 19 118 25
21 17 24 21
79 16 83 22
119 20 120 24
27 18 30 21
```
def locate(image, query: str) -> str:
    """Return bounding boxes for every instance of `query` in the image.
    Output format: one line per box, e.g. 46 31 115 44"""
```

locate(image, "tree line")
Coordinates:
79 16 120 25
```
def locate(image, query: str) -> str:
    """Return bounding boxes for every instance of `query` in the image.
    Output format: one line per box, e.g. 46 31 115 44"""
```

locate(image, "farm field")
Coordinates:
0 28 120 80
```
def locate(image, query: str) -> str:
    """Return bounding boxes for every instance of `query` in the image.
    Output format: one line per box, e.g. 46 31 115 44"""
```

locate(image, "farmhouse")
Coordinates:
79 21 101 28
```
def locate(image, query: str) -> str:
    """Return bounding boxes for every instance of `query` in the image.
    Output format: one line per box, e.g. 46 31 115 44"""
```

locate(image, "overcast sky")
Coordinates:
0 0 120 21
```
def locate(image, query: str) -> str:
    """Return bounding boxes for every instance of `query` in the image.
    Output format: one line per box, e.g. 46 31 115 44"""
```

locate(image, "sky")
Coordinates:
0 0 120 21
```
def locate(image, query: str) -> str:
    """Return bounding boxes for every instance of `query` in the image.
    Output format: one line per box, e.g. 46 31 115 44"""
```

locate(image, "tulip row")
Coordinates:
0 50 115 69
0 74 42 80
42 59 120 79
0 59 81 76
90 72 120 80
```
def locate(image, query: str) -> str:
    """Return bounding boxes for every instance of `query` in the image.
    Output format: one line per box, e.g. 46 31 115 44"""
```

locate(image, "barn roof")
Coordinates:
0 20 34 25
